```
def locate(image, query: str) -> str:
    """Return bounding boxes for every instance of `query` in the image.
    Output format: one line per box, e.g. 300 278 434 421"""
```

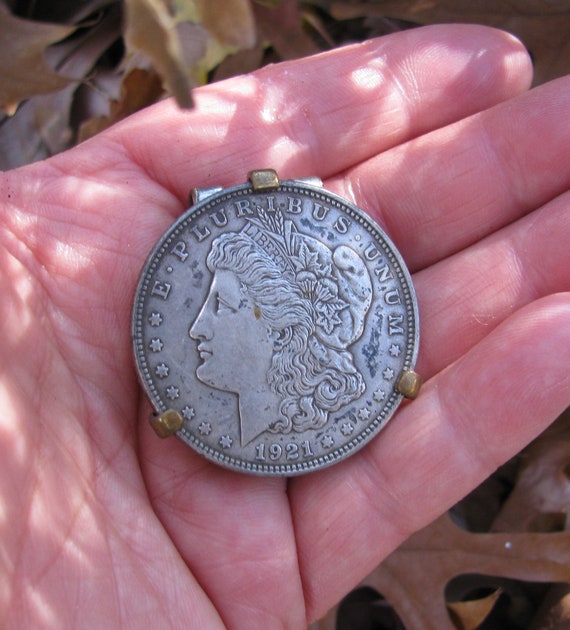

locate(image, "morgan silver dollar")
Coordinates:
132 170 421 475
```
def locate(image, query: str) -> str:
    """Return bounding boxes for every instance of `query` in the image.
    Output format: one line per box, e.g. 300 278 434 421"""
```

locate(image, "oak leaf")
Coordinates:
78 68 164 142
123 0 195 108
254 0 320 61
492 411 570 534
447 589 502 630
0 6 121 168
0 10 75 115
339 514 570 629
198 0 256 50
123 0 257 108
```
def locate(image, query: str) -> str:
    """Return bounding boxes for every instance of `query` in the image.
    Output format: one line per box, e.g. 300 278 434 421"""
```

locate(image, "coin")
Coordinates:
132 177 420 475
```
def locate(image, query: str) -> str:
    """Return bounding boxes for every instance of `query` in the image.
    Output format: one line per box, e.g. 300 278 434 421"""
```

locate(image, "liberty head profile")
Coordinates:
189 209 373 447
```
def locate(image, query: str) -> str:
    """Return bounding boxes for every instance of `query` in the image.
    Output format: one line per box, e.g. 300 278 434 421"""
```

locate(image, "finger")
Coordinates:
334 75 570 271
291 293 570 621
109 24 531 200
416 188 570 377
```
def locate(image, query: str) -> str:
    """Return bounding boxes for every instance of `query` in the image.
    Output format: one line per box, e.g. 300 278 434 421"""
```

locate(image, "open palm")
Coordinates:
1 24 569 628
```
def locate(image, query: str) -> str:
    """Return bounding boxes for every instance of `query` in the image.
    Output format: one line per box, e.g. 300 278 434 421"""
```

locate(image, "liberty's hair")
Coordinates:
206 231 365 433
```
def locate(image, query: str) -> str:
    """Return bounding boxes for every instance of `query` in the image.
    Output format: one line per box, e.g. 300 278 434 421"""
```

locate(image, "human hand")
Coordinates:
1 24 568 628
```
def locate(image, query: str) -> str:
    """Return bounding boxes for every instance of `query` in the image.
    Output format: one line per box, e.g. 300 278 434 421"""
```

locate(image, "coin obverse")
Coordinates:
132 172 420 475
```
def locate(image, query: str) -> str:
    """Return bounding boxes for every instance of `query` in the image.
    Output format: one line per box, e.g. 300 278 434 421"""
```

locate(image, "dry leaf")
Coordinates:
11 0 116 24
79 68 164 141
0 84 77 169
254 0 285 7
177 0 258 84
0 6 122 168
123 0 258 108
254 0 320 60
362 515 569 628
123 0 195 108
316 512 570 629
211 42 267 82
0 10 75 114
492 411 570 533
198 0 256 50
529 584 570 629
447 589 501 630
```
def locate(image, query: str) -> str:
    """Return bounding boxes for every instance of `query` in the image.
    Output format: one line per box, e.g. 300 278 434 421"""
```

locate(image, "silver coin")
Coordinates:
132 177 420 475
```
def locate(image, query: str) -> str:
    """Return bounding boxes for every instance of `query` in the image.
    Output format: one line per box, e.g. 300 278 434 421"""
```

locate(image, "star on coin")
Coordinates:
383 367 395 380
149 338 164 352
373 389 386 402
148 312 163 327
155 363 169 378
321 435 334 448
182 406 195 420
198 421 212 436
219 435 233 449
389 344 401 357
358 407 371 421
341 422 354 436
166 386 179 400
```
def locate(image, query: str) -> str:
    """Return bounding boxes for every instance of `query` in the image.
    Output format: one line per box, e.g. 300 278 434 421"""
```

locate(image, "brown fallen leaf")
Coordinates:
494 412 570 629
78 67 164 142
12 0 116 25
254 0 285 7
123 0 258 108
211 41 267 83
0 10 75 115
254 0 320 61
199 0 257 51
447 589 502 630
0 6 122 168
396 515 568 628
0 84 78 170
123 0 195 108
316 512 570 629
492 410 570 534
529 583 570 629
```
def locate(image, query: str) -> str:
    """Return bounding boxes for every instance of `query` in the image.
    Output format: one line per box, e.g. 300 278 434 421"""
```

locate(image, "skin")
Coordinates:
0 23 569 629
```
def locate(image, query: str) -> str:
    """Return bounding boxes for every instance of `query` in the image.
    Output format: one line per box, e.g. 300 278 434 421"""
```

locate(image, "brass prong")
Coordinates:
248 169 280 191
149 409 184 438
190 185 223 206
396 370 423 400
